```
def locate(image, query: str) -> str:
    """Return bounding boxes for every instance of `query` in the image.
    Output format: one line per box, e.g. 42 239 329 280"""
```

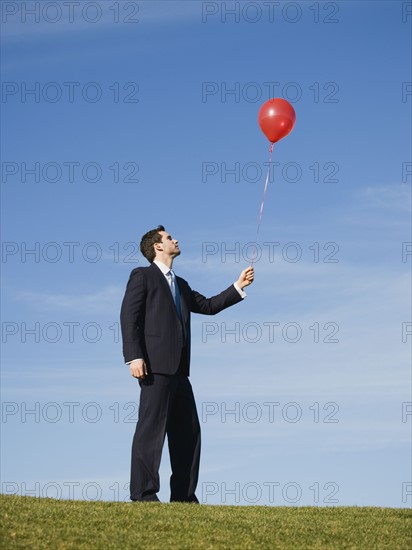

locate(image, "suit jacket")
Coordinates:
120 263 243 375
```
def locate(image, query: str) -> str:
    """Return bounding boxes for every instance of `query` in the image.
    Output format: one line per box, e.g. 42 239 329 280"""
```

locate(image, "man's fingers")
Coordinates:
244 267 254 284
129 359 148 379
130 366 145 378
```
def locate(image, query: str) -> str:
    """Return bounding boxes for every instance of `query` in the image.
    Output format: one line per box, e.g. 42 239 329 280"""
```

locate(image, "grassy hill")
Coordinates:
1 494 411 549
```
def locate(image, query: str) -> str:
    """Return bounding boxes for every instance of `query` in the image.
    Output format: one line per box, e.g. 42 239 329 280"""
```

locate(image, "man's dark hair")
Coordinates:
140 225 165 263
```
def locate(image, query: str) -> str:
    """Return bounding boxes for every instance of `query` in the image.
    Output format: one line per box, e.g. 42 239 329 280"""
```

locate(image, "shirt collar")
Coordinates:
153 260 172 276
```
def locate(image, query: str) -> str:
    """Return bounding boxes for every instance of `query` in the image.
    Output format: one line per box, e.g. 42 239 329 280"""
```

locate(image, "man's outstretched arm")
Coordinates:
189 267 254 315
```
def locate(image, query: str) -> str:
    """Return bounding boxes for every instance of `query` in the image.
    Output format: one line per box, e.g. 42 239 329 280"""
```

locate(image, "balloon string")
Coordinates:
250 143 274 266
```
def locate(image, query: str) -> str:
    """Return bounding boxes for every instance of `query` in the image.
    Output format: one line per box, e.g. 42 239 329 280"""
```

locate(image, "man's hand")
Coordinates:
129 359 148 379
236 266 255 289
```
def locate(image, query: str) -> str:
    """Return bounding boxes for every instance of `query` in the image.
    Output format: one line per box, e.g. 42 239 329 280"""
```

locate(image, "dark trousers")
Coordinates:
130 350 201 502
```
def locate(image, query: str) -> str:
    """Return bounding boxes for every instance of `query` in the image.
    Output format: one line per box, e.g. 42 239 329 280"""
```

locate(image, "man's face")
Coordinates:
156 231 180 258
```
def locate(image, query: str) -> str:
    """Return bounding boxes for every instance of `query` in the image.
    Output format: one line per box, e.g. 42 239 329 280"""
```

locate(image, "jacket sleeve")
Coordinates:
120 268 147 363
188 283 243 315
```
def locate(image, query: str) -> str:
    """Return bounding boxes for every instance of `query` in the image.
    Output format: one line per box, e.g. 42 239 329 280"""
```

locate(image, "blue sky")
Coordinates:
1 1 411 507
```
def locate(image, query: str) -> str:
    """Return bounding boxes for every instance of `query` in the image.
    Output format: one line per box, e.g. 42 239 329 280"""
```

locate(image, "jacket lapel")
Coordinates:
149 263 180 315
176 277 188 325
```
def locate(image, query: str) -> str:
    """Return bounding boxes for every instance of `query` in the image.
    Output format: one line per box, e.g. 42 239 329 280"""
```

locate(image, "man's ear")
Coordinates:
154 243 162 251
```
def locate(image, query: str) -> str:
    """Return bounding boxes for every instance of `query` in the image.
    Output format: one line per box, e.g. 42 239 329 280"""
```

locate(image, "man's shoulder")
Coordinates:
126 265 150 284
129 263 161 280
129 266 150 275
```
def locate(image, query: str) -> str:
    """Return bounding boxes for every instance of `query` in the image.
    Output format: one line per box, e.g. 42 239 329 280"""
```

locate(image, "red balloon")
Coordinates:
258 98 296 144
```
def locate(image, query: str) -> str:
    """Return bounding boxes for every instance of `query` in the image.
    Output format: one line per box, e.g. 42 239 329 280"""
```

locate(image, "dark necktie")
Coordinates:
168 270 185 346
168 270 182 321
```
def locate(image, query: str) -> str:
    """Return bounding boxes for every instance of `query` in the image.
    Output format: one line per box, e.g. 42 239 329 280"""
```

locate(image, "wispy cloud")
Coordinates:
356 183 411 213
13 285 123 313
1 1 201 40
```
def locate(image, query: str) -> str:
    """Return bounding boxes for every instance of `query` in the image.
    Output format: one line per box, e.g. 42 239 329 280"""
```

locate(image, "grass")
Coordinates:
1 494 411 549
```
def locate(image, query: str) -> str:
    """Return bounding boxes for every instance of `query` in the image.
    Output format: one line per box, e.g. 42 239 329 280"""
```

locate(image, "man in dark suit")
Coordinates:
120 225 254 502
